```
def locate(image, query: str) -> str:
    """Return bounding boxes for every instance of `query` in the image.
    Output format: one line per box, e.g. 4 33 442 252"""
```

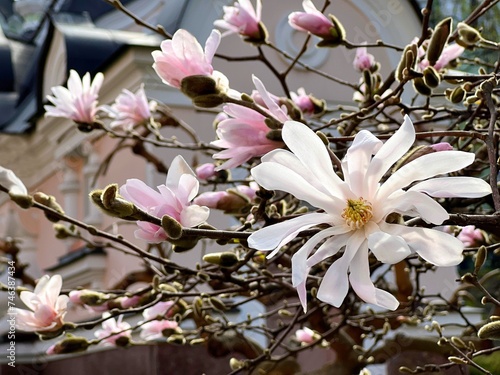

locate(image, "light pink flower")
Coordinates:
120 295 142 309
15 275 69 332
102 85 156 131
214 0 262 39
120 156 210 243
193 183 257 213
419 43 464 71
140 320 180 341
353 46 375 72
457 225 484 247
212 76 287 170
143 301 175 320
290 88 315 114
248 116 491 311
152 29 226 89
195 163 217 180
95 312 131 346
288 0 333 38
295 327 316 344
45 70 103 124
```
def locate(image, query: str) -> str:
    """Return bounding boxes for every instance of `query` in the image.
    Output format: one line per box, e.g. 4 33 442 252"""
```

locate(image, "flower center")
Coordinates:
341 197 373 230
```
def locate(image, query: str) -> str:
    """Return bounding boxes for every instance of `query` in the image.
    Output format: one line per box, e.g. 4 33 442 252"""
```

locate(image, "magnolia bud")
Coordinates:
413 77 432 96
474 246 487 274
161 215 183 240
478 320 500 340
181 75 218 98
457 22 482 47
192 94 225 108
423 66 441 88
396 44 417 81
203 252 239 267
448 86 466 103
316 14 345 47
46 336 90 355
427 18 452 66
33 192 65 222
266 129 283 142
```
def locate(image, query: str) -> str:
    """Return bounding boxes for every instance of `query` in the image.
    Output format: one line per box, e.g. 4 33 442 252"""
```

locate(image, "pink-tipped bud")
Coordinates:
195 163 217 180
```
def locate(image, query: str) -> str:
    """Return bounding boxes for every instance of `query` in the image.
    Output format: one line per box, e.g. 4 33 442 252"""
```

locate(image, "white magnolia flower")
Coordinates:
248 116 491 311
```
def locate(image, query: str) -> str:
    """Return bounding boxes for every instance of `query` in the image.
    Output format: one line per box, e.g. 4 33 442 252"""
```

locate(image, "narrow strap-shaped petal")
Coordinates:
383 223 464 267
248 213 331 256
376 151 475 202
316 231 365 307
366 221 411 264
280 121 348 199
349 245 400 310
365 115 415 198
251 161 343 213
204 29 222 63
409 176 492 198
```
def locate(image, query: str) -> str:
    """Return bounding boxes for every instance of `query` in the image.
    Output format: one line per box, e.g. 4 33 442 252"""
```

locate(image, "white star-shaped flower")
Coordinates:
248 116 491 311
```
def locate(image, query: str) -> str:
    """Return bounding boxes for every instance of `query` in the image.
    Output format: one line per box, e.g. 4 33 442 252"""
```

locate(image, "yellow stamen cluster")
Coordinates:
341 198 373 230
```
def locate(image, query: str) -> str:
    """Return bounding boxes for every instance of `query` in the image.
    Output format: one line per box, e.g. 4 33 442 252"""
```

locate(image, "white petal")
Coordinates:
409 177 492 198
377 151 475 202
384 223 464 266
316 231 365 307
380 190 449 225
248 213 331 258
296 278 309 312
180 205 210 227
292 227 345 287
365 115 415 198
367 229 411 264
280 121 348 198
341 130 382 197
251 161 343 213
166 155 195 189
305 230 351 267
204 29 221 63
349 245 399 310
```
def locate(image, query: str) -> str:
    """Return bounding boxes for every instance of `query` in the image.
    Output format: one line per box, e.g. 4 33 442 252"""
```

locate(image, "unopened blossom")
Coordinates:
102 85 156 131
248 116 491 311
152 29 227 90
353 46 376 72
295 327 317 344
214 0 262 39
431 142 453 152
15 275 69 332
45 70 103 124
120 295 142 309
95 312 131 346
143 301 175 320
288 0 333 38
193 183 257 213
0 166 28 197
195 163 217 180
457 225 484 247
120 156 210 243
212 76 287 170
290 88 315 114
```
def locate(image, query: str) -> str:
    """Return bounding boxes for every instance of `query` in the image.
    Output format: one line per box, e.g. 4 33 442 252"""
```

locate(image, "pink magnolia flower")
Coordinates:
214 0 262 39
193 183 257 213
140 301 179 341
95 312 131 346
295 327 317 344
212 76 287 170
290 88 315 114
419 43 464 71
102 84 157 131
152 29 226 90
120 156 210 243
120 295 142 309
143 301 175 320
140 320 180 341
457 225 484 247
15 275 69 332
288 0 333 38
248 116 491 311
195 163 217 180
353 46 376 72
45 70 103 124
